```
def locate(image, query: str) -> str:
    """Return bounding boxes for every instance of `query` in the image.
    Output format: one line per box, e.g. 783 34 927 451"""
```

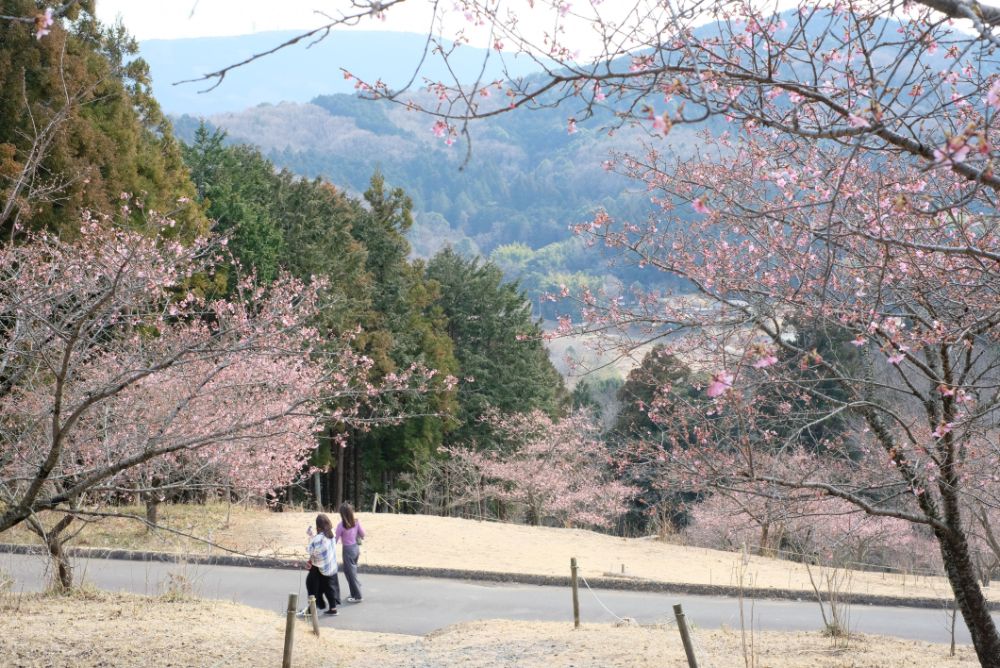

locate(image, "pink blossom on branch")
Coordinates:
987 79 1000 110
34 7 53 40
706 370 733 397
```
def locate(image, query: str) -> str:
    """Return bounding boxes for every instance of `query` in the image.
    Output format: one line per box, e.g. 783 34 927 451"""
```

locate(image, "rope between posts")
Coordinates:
579 575 630 624
578 574 678 628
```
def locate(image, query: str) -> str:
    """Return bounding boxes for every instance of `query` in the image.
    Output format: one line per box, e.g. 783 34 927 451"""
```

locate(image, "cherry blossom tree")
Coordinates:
445 410 635 528
565 138 1000 661
684 486 942 572
0 207 440 587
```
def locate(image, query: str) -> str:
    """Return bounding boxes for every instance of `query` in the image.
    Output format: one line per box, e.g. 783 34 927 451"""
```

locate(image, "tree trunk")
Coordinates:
759 523 770 556
938 528 1000 667
335 441 345 509
47 536 73 591
33 513 76 592
313 471 323 511
352 439 361 509
145 496 159 528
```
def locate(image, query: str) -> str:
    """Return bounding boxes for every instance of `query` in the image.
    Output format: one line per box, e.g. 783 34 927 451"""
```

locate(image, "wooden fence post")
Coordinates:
673 603 698 668
308 595 320 636
283 593 298 668
570 557 580 629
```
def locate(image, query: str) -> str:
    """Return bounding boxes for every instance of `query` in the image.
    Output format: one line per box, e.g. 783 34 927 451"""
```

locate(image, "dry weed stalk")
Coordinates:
736 543 758 668
805 559 853 645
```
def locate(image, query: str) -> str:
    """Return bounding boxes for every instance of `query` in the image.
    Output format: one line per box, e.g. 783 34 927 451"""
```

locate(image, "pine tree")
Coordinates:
426 247 567 448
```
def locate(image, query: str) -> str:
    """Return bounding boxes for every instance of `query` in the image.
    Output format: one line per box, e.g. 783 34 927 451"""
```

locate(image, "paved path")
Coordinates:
2 552 986 645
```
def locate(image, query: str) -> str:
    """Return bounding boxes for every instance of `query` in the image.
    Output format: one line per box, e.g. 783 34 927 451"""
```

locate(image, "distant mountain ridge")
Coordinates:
141 30 542 115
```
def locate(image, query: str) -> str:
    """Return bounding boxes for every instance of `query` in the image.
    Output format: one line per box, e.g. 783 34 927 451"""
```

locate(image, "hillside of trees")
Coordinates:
168 90 704 316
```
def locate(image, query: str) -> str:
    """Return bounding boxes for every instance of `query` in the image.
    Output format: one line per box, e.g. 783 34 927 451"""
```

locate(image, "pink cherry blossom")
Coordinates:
933 135 971 164
34 7 53 40
847 114 868 128
932 422 953 438
651 112 670 135
753 354 778 368
986 79 1000 110
706 371 734 397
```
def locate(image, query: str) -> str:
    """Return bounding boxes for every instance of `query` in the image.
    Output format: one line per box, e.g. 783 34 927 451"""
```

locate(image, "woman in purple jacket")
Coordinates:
335 503 366 602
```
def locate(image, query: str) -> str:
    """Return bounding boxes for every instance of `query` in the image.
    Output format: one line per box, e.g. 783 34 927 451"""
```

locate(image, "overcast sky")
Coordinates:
93 0 997 53
94 0 438 40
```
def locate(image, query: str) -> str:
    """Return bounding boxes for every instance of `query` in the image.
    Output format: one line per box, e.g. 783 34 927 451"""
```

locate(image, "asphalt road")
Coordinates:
2 552 987 645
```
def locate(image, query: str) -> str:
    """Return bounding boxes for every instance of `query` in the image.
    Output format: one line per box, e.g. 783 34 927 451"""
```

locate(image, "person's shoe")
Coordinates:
347 597 363 603
324 608 339 616
296 607 309 618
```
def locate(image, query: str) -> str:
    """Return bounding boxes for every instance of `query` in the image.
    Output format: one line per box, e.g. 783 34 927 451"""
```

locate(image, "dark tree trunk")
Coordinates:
352 439 361 509
938 528 1000 667
335 440 345 509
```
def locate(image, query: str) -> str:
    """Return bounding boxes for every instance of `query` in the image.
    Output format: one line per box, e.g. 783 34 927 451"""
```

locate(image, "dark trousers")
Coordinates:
306 566 340 610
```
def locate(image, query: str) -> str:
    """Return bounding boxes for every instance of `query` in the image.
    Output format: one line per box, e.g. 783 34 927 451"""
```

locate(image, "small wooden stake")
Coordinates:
570 557 580 629
283 593 297 668
673 603 699 668
308 595 320 636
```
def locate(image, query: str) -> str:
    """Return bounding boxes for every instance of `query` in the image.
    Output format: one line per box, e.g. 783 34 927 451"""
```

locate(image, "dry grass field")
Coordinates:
0 590 978 668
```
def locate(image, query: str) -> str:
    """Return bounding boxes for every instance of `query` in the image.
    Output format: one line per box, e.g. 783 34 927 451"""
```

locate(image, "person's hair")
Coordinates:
315 513 334 539
339 502 356 529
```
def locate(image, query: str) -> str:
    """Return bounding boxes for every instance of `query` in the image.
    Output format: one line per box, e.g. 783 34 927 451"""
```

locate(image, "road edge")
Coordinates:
0 541 983 612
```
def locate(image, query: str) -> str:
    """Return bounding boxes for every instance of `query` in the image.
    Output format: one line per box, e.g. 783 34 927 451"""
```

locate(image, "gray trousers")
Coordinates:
342 543 362 599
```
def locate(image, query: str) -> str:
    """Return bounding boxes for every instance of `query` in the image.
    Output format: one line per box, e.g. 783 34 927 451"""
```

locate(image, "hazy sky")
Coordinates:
94 0 439 40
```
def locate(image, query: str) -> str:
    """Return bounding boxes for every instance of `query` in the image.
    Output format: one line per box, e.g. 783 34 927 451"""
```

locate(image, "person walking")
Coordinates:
335 503 365 603
301 513 339 616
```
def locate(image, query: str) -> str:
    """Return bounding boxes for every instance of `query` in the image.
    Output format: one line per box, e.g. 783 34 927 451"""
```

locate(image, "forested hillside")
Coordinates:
169 91 706 315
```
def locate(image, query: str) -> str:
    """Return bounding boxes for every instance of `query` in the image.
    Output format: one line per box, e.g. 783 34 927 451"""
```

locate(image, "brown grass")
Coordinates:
0 591 977 667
